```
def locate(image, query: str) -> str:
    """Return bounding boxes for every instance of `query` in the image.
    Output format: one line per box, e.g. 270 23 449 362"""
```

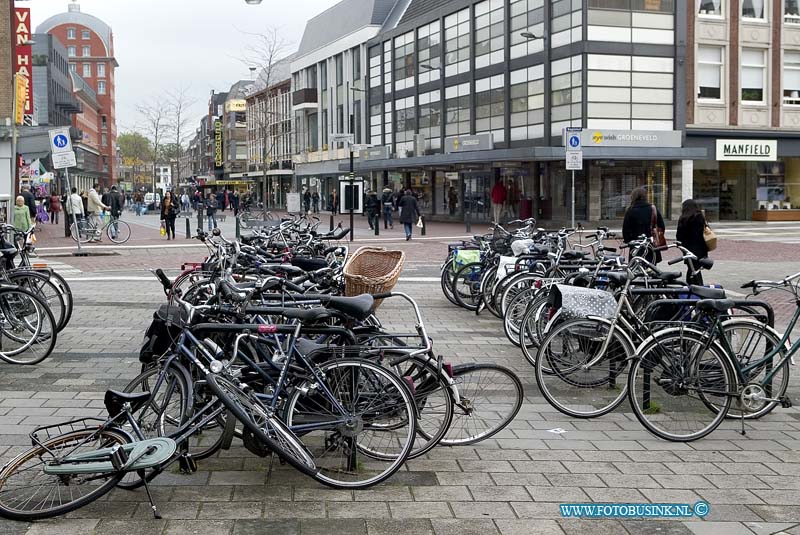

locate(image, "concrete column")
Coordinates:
681 159 693 200
588 163 601 222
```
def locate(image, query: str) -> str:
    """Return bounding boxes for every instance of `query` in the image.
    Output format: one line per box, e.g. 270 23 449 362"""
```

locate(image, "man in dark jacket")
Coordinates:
381 188 394 229
622 187 665 264
398 189 420 241
365 191 380 230
20 186 36 219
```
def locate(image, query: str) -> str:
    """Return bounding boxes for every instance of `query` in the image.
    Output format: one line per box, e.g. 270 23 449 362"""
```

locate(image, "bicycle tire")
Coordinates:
206 373 318 477
0 428 130 521
439 363 523 446
69 222 91 244
519 294 554 364
502 286 539 347
284 358 416 489
452 262 484 311
0 287 58 365
628 327 735 442
440 259 458 306
7 271 67 333
33 269 74 331
106 220 131 244
535 317 633 419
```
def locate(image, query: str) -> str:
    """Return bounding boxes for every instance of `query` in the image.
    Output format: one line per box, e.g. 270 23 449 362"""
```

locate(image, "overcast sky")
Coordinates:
29 0 336 135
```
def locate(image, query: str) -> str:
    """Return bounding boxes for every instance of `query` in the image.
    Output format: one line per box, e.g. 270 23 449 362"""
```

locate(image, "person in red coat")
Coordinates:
491 179 506 223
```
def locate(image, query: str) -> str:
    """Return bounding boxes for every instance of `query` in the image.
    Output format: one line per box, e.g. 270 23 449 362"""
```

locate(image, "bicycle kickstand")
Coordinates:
137 469 162 519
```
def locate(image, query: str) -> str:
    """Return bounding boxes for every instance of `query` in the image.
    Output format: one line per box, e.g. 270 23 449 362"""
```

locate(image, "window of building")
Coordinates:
335 54 343 86
417 21 441 85
352 46 361 81
510 64 545 140
418 90 441 151
784 51 800 104
369 46 382 90
787 0 800 23
67 46 76 57
474 0 504 69
510 0 544 59
321 110 328 147
82 46 90 57
67 28 76 39
394 31 415 91
102 115 107 129
394 96 416 157
101 133 107 147
98 80 107 95
475 74 505 142
383 101 393 144
369 103 382 143
320 60 327 88
741 48 766 103
444 9 470 76
81 29 90 40
699 0 724 16
551 55 583 135
742 0 765 20
82 63 91 77
97 62 106 78
445 82 471 136
698 46 723 100
69 62 76 72
383 41 392 94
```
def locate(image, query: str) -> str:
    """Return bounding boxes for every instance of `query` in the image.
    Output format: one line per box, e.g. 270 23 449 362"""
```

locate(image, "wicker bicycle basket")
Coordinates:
343 246 405 310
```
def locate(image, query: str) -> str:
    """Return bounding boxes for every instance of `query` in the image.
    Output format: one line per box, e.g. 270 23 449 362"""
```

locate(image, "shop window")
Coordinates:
417 21 441 85
787 0 800 24
699 0 723 16
698 46 723 101
444 82 471 136
444 9 470 76
784 52 800 104
394 31 415 91
741 48 766 103
599 161 670 220
474 0 505 69
741 0 765 20
630 0 673 12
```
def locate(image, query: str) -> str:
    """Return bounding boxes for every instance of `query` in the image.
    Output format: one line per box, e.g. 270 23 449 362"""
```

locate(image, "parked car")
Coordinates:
145 193 161 211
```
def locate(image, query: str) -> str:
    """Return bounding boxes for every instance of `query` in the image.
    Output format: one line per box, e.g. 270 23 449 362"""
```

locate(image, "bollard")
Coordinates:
329 213 334 232
421 215 426 236
185 217 190 239
197 207 204 233
235 216 241 239
374 215 379 236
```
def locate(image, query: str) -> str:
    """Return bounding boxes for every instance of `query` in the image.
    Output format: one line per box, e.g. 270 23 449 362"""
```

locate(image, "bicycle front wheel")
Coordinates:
628 328 735 442
106 220 131 244
535 318 632 418
7 270 68 333
452 262 483 311
0 287 58 365
284 359 416 489
0 428 130 521
440 363 523 446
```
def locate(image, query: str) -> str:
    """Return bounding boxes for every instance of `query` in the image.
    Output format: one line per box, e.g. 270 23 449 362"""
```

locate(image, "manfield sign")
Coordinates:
715 139 777 161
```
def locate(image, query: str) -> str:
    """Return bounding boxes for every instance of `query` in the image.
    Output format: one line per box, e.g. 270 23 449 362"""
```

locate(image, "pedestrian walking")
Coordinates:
622 187 665 264
381 188 394 229
66 187 84 228
490 179 506 223
181 191 190 214
447 186 458 216
48 193 61 224
205 193 218 230
87 185 110 242
13 196 33 233
311 190 320 214
303 190 312 214
108 186 123 240
365 191 380 230
231 191 240 216
160 191 178 240
133 191 144 216
676 199 711 285
398 189 421 241
216 190 226 213
20 185 36 220
329 189 338 214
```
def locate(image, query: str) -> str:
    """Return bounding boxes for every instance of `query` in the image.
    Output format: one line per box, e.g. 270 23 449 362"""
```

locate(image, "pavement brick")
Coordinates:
449 501 516 519
233 519 299 535
164 520 233 535
198 501 261 519
367 519 434 535
326 501 390 519
431 519 499 535
412 486 471 502
389 501 453 519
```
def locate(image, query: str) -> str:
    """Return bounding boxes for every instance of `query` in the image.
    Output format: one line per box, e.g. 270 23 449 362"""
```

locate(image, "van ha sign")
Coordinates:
716 139 777 161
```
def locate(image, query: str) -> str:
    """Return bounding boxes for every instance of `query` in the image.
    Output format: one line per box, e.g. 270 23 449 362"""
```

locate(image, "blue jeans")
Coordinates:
383 206 393 227
404 222 413 238
207 214 217 230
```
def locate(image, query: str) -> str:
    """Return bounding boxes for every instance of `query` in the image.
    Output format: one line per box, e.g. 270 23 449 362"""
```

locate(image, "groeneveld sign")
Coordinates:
716 139 777 161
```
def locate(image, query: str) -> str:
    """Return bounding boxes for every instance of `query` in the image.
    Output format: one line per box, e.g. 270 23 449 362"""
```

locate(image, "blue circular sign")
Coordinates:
569 135 580 148
53 134 69 149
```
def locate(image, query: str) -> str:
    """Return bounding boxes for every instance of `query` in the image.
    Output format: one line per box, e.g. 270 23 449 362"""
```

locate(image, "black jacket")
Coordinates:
109 191 123 217
365 195 380 215
160 200 178 220
21 190 36 218
398 194 420 224
676 213 709 260
623 200 666 263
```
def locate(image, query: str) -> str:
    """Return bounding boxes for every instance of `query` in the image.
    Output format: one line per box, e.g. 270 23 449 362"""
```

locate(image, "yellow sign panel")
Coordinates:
14 74 28 126
592 132 604 144
224 99 246 113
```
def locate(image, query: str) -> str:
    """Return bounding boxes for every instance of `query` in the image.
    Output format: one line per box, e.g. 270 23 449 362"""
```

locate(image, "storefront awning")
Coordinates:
343 146 708 172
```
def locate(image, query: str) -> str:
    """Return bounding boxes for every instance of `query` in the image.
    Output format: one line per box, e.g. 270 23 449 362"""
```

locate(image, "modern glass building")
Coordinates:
353 0 706 223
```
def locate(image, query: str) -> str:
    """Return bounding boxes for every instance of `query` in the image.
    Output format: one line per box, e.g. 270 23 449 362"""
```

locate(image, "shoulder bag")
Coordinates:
650 205 667 248
703 224 718 251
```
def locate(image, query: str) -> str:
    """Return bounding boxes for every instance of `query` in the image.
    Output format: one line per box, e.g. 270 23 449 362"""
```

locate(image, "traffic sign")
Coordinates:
565 126 582 152
48 127 72 154
52 150 76 169
566 150 583 171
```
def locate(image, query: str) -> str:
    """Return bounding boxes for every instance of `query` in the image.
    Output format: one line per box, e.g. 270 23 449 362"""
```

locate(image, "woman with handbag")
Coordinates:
160 191 178 240
676 199 714 285
622 187 666 264
398 189 421 241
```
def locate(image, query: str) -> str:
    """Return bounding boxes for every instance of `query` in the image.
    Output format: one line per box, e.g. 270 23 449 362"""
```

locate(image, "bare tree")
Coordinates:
136 98 170 193
167 85 196 187
241 27 291 209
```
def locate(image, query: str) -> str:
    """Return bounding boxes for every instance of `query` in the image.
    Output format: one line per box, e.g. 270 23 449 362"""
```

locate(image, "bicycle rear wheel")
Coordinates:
107 220 131 244
628 328 734 442
0 287 58 365
7 271 67 333
452 262 483 311
440 364 523 446
440 259 458 306
69 222 91 244
0 428 130 521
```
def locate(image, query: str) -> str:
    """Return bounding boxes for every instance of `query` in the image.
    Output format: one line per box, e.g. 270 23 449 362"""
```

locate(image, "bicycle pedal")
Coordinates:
178 455 198 473
780 396 793 409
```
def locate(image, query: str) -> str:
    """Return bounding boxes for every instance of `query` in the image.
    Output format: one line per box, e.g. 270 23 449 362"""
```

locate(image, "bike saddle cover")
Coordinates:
324 295 374 321
689 285 726 299
656 271 682 282
696 298 734 313
604 271 629 287
292 256 328 271
104 390 151 416
294 337 332 357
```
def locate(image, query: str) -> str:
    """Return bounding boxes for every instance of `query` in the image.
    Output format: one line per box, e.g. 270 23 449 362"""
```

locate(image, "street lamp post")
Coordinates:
347 87 365 242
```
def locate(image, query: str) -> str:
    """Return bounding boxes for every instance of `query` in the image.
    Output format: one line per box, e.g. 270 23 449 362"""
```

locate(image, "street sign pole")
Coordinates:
571 171 575 229
564 127 583 230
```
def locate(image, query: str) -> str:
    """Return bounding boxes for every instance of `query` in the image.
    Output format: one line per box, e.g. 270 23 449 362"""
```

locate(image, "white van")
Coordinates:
145 193 161 210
